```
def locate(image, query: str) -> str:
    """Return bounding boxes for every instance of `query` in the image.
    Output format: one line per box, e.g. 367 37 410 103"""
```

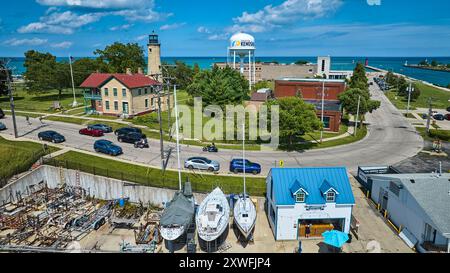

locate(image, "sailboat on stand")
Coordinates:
233 123 257 241
159 85 196 252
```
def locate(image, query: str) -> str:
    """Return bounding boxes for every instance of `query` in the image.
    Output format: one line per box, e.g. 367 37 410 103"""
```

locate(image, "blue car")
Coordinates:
0 122 6 130
88 124 113 133
94 140 123 156
230 158 261 175
38 130 65 143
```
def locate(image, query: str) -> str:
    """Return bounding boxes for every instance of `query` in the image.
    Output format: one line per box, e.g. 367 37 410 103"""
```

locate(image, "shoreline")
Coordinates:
366 66 450 93
403 64 450 73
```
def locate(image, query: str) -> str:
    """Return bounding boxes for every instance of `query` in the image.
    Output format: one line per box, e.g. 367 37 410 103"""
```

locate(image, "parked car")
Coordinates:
88 124 112 133
0 108 4 119
433 113 445 121
184 157 220 172
79 127 104 137
38 130 65 143
447 106 450 112
94 140 123 156
0 122 6 130
114 127 142 136
117 132 147 145
421 113 428 119
229 158 261 175
444 114 450 121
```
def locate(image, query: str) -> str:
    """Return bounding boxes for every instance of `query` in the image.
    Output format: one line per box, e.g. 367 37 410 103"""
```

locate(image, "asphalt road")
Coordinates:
0 76 423 176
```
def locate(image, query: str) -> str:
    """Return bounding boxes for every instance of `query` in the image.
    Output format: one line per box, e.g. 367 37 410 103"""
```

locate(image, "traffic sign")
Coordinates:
279 160 284 167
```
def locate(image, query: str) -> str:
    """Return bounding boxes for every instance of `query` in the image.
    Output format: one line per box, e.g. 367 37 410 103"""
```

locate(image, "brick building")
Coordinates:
274 78 347 132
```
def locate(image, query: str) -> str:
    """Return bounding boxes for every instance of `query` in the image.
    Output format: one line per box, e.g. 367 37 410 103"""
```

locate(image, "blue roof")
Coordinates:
270 167 355 206
319 179 339 195
289 179 309 195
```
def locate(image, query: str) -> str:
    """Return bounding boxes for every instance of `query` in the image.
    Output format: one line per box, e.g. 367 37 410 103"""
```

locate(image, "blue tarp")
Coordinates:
322 230 349 248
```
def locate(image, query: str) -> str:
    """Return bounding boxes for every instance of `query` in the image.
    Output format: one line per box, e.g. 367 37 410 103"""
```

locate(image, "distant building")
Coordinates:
80 72 171 117
368 173 450 253
274 78 347 132
266 167 355 240
147 31 162 77
317 56 353 80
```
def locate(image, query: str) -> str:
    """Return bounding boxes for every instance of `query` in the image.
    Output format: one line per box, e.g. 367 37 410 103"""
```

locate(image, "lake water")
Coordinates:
4 56 450 87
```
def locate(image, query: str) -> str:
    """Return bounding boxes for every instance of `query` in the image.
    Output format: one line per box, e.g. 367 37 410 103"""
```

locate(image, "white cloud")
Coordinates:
207 33 228 41
197 26 211 34
51 41 73 48
18 10 103 34
3 38 48 46
36 0 150 10
160 22 186 30
135 34 147 41
232 0 343 33
110 24 133 31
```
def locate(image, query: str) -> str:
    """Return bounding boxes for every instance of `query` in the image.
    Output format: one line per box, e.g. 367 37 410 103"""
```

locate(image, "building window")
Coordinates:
113 88 117 97
323 117 330 129
151 98 154 106
326 191 335 202
145 99 149 108
114 101 118 111
105 101 110 110
296 192 305 203
321 60 326 72
104 88 109 96
144 88 148 94
138 89 142 96
122 88 126 97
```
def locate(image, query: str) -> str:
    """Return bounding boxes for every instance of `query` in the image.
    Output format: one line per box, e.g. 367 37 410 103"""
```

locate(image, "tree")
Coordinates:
295 60 308 65
193 63 200 75
338 88 380 122
187 66 248 107
419 60 428 66
23 50 71 98
266 97 321 146
72 58 106 86
252 80 272 91
397 77 408 96
349 63 368 90
385 71 398 87
410 84 421 101
94 42 145 73
431 60 438 67
0 60 10 96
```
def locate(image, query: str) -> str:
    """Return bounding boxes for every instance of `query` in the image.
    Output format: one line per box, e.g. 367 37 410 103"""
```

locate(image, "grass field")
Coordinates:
0 83 83 113
386 82 450 110
48 151 266 196
0 136 59 181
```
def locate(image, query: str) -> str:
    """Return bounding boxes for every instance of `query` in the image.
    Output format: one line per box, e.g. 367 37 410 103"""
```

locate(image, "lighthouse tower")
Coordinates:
147 31 161 78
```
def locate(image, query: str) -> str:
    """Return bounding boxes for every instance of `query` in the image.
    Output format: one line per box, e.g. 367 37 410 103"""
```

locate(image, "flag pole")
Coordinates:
69 55 78 107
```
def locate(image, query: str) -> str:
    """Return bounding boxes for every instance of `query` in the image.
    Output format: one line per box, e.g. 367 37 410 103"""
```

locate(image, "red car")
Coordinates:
79 127 104 137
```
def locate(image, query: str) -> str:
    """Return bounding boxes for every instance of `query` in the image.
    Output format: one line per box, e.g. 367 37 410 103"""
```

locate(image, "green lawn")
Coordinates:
415 127 450 142
47 151 266 196
0 136 59 182
44 116 88 125
0 83 84 113
385 82 450 110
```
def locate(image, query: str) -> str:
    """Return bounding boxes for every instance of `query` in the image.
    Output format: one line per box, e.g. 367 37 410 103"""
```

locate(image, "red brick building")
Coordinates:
274 78 347 132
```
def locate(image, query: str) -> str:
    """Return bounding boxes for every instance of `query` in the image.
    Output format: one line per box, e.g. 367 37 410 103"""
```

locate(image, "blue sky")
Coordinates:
0 0 449 57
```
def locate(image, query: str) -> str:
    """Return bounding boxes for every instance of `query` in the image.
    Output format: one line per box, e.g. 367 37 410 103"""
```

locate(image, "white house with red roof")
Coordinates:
80 72 170 117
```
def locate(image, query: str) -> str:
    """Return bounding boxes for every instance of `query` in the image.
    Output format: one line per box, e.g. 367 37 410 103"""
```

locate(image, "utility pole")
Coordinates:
426 97 432 134
68 55 78 107
166 78 171 139
3 65 18 138
406 82 412 117
156 84 164 170
320 80 325 143
354 95 361 137
173 84 182 190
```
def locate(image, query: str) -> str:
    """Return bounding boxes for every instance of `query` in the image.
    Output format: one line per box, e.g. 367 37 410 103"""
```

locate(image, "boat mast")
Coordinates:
174 84 182 190
242 122 246 200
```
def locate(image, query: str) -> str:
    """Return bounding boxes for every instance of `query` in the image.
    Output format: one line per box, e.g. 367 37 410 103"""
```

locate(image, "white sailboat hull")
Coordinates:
196 187 230 242
160 226 185 241
233 197 256 240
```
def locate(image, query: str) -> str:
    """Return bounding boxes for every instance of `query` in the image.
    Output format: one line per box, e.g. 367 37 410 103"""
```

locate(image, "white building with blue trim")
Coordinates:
266 167 355 240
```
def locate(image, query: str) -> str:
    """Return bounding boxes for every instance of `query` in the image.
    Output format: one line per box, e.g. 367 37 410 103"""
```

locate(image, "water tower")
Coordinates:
227 32 256 90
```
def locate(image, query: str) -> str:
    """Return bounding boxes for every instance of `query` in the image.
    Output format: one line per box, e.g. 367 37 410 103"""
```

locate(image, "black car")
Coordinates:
0 108 4 119
117 132 147 146
447 106 450 112
433 113 445 121
38 130 65 143
114 127 142 136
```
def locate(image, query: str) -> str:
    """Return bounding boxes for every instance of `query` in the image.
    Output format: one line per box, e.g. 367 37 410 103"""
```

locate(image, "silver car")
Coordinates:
184 157 220 172
0 122 6 131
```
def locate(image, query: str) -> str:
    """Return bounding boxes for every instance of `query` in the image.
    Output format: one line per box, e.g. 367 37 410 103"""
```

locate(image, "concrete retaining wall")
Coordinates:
0 165 208 206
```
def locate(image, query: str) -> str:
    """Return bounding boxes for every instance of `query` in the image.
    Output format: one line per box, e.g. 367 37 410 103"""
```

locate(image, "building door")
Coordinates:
379 188 388 211
122 102 129 114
